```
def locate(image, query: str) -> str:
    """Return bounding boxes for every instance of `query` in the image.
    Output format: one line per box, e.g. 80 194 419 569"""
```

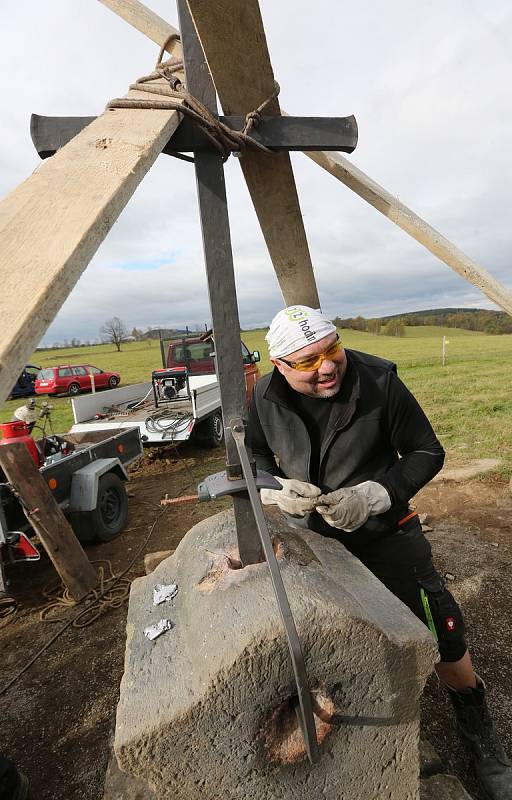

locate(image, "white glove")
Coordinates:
260 477 321 517
315 481 391 532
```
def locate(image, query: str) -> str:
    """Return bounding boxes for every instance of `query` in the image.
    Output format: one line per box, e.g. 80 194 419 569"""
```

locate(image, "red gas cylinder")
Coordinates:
0 421 41 466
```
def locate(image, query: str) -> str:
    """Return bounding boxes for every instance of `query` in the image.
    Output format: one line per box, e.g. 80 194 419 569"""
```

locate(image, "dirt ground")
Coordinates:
0 444 510 800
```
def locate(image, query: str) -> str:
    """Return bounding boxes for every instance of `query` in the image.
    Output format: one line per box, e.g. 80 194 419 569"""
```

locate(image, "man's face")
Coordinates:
273 333 347 398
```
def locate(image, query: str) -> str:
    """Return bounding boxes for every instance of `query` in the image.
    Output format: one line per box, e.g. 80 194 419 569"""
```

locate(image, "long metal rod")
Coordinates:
177 0 261 566
231 420 320 764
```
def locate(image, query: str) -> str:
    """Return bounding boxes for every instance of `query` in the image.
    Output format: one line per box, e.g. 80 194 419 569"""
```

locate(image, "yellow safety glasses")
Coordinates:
278 335 342 371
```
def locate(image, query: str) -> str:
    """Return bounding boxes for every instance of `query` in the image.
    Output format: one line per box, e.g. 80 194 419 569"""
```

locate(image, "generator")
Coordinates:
151 367 190 408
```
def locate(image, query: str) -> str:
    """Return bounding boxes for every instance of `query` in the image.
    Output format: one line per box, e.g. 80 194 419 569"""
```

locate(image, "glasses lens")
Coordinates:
292 356 319 371
326 341 341 357
292 340 341 371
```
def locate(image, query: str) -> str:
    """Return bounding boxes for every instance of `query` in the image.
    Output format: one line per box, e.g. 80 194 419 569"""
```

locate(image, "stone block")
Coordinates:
115 509 438 799
144 550 174 575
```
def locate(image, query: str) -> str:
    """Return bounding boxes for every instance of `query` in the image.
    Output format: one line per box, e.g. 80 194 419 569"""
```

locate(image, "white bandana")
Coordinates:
266 306 336 358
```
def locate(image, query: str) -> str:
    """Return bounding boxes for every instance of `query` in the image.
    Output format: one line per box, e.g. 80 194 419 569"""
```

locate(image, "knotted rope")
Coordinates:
39 560 131 628
106 35 280 161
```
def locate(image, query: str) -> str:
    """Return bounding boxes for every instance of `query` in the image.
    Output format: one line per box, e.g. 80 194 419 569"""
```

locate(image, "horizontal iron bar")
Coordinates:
30 113 357 159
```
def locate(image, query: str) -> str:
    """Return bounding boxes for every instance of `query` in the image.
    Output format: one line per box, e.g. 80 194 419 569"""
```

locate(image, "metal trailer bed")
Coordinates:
69 376 222 445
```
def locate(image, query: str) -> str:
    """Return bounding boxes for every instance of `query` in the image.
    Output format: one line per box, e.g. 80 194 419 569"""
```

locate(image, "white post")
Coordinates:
442 336 446 367
89 371 96 393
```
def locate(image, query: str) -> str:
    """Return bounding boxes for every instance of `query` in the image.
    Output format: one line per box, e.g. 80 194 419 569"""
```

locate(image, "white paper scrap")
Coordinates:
144 619 173 641
153 583 178 605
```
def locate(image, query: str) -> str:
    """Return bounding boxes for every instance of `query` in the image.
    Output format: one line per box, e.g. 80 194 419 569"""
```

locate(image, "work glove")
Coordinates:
260 477 321 517
315 480 391 532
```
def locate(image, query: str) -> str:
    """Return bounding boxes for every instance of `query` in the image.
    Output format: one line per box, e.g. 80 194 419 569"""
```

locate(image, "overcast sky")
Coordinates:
2 1 511 345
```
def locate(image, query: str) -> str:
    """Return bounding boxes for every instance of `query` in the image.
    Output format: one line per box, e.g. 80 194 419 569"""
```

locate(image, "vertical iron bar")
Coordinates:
176 0 262 565
231 420 320 764
159 328 166 368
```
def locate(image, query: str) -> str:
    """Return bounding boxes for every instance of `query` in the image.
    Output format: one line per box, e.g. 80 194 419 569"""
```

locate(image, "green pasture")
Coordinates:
2 326 511 478
1 341 165 439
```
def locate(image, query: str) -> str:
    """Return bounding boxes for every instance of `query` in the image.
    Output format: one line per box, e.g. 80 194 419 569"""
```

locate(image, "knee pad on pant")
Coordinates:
414 559 467 663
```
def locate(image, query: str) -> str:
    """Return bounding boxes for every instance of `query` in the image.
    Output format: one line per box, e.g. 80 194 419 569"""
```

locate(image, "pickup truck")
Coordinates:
0 427 142 594
165 333 260 406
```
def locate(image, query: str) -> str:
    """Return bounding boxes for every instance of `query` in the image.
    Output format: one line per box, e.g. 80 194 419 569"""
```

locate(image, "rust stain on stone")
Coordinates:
196 538 285 594
263 692 335 764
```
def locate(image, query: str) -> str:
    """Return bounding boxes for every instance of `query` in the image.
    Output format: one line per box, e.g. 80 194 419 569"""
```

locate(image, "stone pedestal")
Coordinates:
115 509 438 799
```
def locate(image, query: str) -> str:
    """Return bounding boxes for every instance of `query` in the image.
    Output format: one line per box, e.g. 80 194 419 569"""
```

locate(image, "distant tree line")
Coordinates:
332 308 512 336
331 316 405 337
38 321 210 350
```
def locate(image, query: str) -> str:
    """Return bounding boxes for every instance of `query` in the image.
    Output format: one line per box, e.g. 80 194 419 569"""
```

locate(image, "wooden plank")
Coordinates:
0 443 97 601
99 0 319 308
32 113 358 156
98 0 181 55
99 0 512 315
186 0 320 309
304 148 512 316
0 86 183 403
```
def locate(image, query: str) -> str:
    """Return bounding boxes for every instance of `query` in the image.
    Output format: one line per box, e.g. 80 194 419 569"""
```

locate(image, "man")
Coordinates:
247 305 511 800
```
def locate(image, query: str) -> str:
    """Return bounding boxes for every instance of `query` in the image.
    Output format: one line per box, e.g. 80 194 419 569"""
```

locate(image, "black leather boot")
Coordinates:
447 677 512 800
0 760 29 800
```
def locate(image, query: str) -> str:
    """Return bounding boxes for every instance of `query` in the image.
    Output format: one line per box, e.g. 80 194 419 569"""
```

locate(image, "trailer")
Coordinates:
69 374 225 447
0 426 142 595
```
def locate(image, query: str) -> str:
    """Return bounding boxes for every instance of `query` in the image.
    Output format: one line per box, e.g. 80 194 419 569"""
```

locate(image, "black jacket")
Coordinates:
247 349 445 553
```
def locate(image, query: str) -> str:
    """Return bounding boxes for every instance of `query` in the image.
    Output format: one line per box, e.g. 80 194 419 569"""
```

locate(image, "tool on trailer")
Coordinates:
151 367 190 407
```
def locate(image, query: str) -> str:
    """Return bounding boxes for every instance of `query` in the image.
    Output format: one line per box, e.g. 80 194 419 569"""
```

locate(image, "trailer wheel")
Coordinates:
73 473 128 543
195 410 224 449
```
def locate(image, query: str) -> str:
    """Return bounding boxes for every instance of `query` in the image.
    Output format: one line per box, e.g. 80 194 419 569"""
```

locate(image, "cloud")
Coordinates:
1 0 511 347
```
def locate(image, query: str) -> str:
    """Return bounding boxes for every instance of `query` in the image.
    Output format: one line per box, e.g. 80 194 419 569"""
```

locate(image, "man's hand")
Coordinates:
316 481 391 531
260 477 321 517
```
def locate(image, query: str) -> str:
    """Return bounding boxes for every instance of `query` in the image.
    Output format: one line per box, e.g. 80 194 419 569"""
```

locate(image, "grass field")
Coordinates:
2 326 511 477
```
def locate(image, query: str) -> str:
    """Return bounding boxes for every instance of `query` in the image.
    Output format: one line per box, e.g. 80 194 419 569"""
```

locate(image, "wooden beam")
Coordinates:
0 443 97 601
99 0 512 317
0 85 183 402
186 0 320 309
98 0 181 55
304 148 512 316
99 0 320 309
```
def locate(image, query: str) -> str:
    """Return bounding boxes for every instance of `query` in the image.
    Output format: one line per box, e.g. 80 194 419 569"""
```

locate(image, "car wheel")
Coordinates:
108 376 119 389
194 410 224 449
67 382 80 396
73 473 128 543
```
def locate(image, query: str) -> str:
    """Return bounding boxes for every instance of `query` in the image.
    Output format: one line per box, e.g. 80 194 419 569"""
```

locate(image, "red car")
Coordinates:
35 364 121 396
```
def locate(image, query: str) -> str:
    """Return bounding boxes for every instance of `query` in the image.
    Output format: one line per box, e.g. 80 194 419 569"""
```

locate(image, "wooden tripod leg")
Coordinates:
0 443 97 601
97 0 512 317
100 0 320 309
0 89 182 403
186 0 320 309
303 148 512 316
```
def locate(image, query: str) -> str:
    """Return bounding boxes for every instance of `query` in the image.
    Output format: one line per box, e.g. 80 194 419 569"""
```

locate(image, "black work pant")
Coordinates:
0 754 21 800
346 517 467 663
